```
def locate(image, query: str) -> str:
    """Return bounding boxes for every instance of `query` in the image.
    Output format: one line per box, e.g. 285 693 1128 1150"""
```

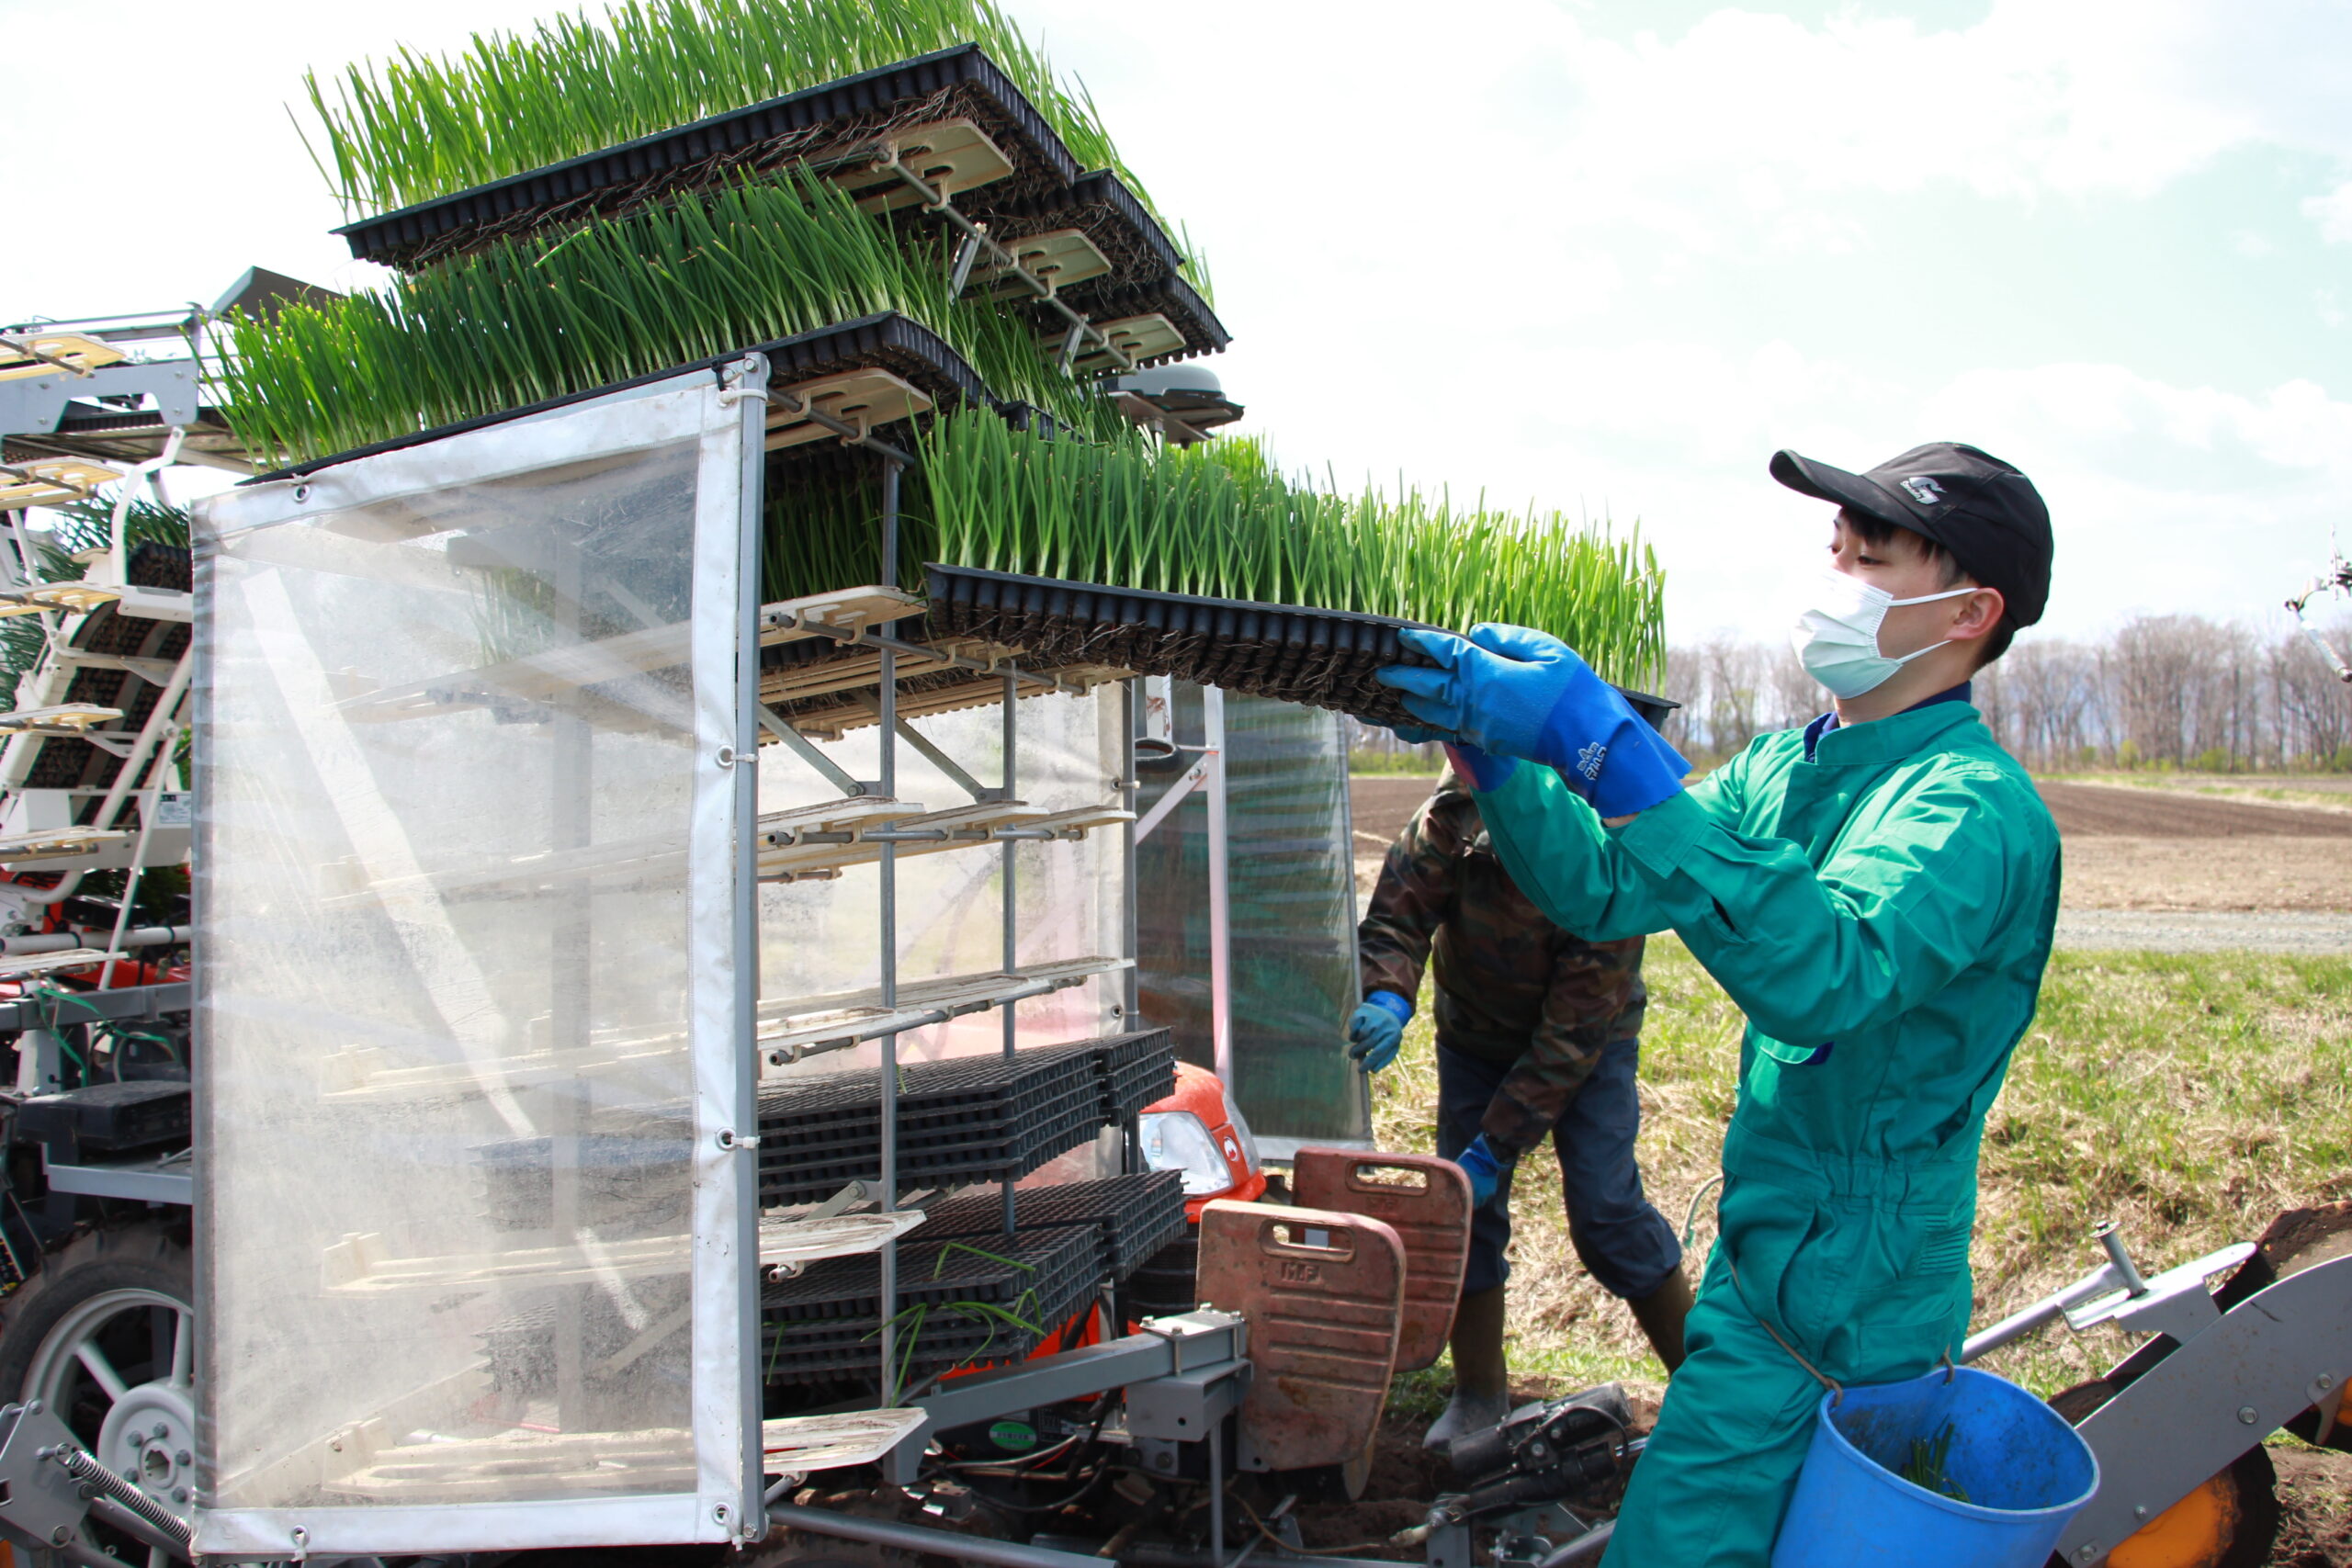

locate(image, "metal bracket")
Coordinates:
760 705 866 796
2056 1250 2352 1562
893 718 1003 802
0 359 201 437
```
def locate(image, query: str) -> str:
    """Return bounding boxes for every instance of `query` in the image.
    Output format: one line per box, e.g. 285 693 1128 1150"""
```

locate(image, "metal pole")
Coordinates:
769 1502 1105 1568
877 457 901 1404
1203 685 1233 1093
1000 670 1018 1235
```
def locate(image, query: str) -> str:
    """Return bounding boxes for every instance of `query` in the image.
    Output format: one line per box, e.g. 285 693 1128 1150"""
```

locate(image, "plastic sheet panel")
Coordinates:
191 368 763 1553
1134 685 1369 1145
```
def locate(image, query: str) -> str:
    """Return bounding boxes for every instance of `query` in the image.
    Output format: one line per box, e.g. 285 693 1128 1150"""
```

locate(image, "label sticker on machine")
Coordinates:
150 793 193 829
989 1419 1039 1452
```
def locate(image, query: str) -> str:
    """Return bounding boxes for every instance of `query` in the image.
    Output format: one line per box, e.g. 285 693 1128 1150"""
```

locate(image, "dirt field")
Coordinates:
1351 774 2352 925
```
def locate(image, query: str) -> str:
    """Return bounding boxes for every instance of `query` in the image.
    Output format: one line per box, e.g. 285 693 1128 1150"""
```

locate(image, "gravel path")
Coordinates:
1350 776 2352 953
2052 910 2352 953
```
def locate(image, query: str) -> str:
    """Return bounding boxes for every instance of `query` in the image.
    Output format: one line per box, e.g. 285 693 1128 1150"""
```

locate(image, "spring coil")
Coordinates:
41 1441 192 1549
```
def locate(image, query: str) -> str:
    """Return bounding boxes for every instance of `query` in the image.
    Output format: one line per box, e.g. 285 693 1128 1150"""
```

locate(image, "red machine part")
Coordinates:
1290 1148 1470 1373
1147 1061 1268 1217
1195 1199 1404 1471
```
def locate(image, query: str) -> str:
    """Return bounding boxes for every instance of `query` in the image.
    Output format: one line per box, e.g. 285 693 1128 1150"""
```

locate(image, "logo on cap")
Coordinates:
1902 476 1945 505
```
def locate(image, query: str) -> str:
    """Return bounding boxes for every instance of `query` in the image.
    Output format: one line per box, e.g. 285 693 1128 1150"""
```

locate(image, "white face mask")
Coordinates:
1791 570 1978 699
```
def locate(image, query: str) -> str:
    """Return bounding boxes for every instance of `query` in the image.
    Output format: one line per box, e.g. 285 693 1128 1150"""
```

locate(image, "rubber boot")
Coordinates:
1423 1285 1510 1451
1628 1265 1693 1373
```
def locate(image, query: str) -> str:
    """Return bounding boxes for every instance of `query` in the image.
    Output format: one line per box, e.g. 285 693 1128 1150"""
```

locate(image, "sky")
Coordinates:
5 0 2348 648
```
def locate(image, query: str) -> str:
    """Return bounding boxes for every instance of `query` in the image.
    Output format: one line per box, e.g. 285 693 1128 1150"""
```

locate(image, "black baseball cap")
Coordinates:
1770 442 2052 626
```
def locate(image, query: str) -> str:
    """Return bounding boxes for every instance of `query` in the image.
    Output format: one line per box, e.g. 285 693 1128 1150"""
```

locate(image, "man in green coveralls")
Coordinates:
1374 443 2060 1565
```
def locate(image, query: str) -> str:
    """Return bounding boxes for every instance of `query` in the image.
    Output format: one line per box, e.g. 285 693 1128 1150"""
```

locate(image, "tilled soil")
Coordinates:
1351 775 2352 922
1348 775 2352 849
2035 781 2352 838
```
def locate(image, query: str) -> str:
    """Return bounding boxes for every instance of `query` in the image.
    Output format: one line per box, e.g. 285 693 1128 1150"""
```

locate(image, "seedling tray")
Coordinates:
1080 1029 1178 1119
335 45 1082 270
924 562 1438 725
923 565 1682 730
758 1226 1099 1380
758 1101 1105 1207
256 311 991 483
760 1045 1098 1130
910 1170 1185 1280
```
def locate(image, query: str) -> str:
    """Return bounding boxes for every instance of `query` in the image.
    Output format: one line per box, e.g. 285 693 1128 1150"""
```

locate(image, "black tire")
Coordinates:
0 1221 195 1555
2045 1380 2279 1568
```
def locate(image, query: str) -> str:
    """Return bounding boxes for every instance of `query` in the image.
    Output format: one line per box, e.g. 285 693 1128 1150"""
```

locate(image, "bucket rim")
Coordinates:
1812 1367 2100 1525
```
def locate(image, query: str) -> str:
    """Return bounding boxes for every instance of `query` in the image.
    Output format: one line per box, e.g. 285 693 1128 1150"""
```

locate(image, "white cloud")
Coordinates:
2302 181 2352 244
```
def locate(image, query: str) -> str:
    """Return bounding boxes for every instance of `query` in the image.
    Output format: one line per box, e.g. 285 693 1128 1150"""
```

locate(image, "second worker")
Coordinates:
1350 764 1693 1450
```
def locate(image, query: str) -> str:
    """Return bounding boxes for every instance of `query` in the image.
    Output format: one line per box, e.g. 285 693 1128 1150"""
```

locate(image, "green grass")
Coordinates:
214 167 1109 468
923 416 1669 687
301 0 1200 291
1370 937 2352 1403
1347 751 1444 777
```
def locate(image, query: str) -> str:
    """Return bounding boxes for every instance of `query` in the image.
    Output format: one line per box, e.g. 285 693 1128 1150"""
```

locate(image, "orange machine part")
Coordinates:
1195 1199 1405 1471
1154 1062 1269 1218
1290 1148 1471 1373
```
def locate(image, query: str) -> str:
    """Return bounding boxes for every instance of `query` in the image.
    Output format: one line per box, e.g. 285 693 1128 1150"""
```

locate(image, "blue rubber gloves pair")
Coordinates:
1376 625 1690 818
1346 990 1413 1073
1455 1134 1507 1208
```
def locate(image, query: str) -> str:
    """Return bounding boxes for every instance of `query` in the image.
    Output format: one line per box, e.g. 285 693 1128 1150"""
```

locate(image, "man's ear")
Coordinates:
1951 583 2005 640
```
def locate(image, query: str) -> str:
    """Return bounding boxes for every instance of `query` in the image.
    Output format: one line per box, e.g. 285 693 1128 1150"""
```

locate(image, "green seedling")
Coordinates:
215 168 1109 467
921 414 1668 686
300 0 1198 289
1896 1418 1969 1503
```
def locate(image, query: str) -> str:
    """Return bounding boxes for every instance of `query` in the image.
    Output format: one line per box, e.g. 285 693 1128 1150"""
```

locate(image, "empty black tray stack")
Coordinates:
761 1226 1100 1382
908 1170 1185 1280
754 1031 1170 1206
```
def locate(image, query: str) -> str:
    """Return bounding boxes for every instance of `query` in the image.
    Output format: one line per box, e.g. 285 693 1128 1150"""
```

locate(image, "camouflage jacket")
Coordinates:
1358 769 1647 1157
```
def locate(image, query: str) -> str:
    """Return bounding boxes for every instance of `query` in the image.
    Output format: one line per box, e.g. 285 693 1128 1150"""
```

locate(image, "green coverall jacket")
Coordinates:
1467 698 2060 1567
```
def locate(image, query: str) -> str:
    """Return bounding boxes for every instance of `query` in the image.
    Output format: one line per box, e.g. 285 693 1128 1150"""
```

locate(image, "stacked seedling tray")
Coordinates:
476 1115 694 1232
327 45 1224 367
755 1045 1105 1206
759 1227 1101 1383
926 563 1440 726
908 1170 1185 1280
1075 1027 1178 1120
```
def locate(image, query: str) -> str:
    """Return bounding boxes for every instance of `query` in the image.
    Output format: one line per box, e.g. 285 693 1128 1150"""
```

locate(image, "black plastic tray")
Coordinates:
253 311 993 483
925 561 1437 724
335 45 1080 269
910 1171 1185 1279
758 1106 1104 1206
925 563 1680 729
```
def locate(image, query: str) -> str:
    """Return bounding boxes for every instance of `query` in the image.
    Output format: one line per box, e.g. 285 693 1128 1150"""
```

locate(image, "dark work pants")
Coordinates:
1433 1034 1682 1300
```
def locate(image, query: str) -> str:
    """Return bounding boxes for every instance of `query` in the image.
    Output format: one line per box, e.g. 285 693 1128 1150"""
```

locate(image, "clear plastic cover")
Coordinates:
1135 686 1369 1145
193 378 753 1550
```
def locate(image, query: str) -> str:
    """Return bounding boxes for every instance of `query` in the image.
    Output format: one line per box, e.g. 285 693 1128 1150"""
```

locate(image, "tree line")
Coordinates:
1343 612 2352 774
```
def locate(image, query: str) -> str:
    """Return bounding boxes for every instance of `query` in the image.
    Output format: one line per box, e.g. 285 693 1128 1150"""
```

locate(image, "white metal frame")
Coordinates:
191 367 763 1556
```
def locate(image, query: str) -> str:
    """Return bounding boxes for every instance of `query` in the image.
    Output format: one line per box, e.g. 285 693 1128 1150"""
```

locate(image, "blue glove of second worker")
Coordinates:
1376 625 1690 818
1346 990 1413 1073
1455 1133 1509 1208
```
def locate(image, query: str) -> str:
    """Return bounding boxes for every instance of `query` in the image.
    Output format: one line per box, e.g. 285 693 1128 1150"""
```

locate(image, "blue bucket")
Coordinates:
1770 1366 2098 1568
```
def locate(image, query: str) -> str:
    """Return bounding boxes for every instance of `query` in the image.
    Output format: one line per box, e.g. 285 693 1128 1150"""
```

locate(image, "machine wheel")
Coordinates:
2046 1380 2278 1568
0 1222 195 1553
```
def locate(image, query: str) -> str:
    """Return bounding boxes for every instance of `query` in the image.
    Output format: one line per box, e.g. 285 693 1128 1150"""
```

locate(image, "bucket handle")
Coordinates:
1724 1257 1959 1410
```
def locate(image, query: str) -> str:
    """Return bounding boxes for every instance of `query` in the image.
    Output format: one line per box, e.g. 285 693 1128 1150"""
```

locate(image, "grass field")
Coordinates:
1372 937 2352 1413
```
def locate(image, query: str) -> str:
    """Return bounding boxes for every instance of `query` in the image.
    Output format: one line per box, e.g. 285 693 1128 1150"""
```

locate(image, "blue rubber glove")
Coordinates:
1455 1133 1509 1208
1346 990 1412 1073
1376 625 1690 817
